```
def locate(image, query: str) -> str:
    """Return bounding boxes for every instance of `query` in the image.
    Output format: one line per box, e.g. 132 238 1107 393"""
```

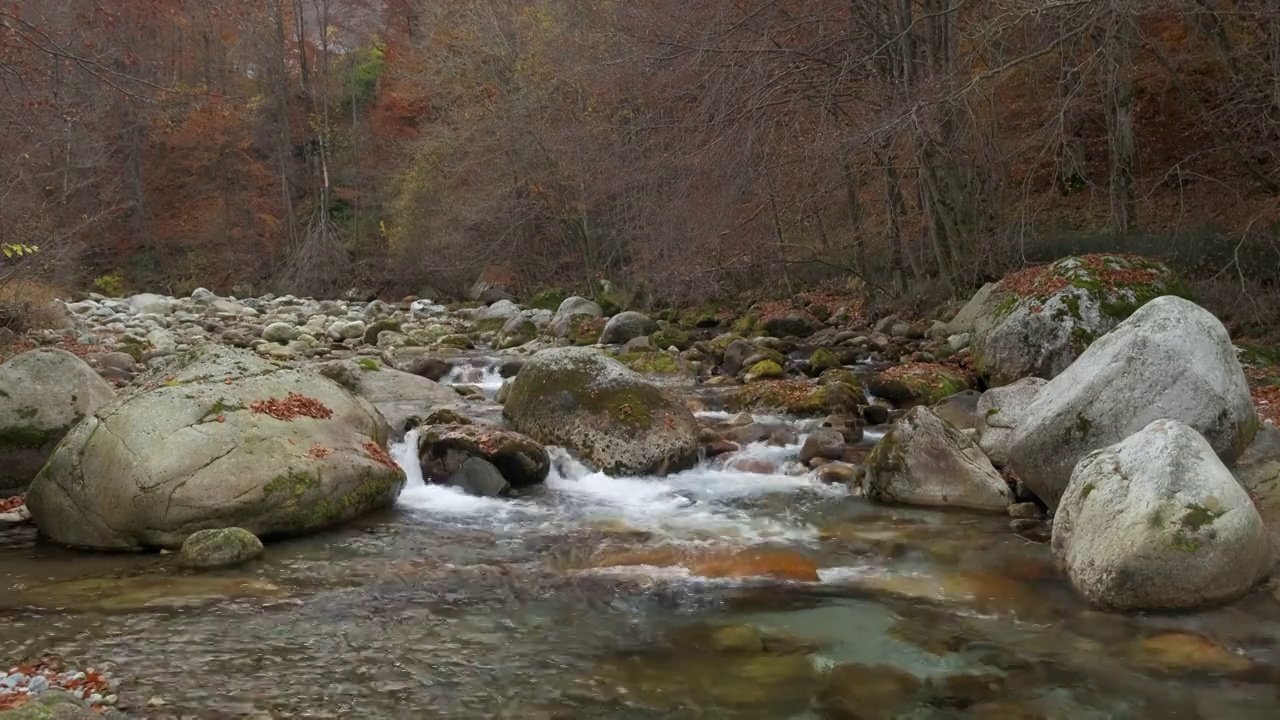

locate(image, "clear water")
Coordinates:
3 372 1280 718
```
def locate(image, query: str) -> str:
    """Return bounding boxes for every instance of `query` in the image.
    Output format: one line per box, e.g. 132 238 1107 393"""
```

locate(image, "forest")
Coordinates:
3 0 1280 332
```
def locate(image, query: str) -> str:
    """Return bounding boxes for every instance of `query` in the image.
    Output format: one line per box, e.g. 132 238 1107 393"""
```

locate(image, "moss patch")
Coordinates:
868 363 969 405
747 359 785 379
727 379 860 416
299 468 402 527
528 288 571 311
651 326 692 350
264 469 322 498
472 317 508 334
356 357 381 372
0 424 64 449
507 356 671 432
614 352 684 375
568 316 607 346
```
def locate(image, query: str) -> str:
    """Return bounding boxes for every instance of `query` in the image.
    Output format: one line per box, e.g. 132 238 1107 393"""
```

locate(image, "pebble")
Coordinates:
26 675 48 693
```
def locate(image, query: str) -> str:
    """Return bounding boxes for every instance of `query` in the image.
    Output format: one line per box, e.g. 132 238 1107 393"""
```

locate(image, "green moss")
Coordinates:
1237 343 1280 367
1171 533 1202 553
651 326 692 350
356 357 381 372
819 368 865 397
1080 483 1096 500
119 338 147 363
363 319 402 345
300 468 402 527
992 293 1021 320
1062 292 1082 320
615 352 684 375
1071 413 1093 438
732 315 759 335
727 380 860 416
1180 503 1222 531
436 334 475 349
709 333 744 352
264 469 322 498
0 424 63 449
528 288 571 311
747 359 785 379
199 398 245 421
809 348 840 375
866 427 907 473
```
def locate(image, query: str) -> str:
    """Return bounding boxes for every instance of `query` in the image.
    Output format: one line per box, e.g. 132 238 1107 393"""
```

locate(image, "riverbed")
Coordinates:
3 361 1280 718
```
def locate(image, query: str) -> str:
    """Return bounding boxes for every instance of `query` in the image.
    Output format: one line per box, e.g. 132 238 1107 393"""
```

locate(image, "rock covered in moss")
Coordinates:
1054 419 1271 610
726 379 861 417
179 527 265 568
503 347 699 475
807 347 841 376
971 254 1188 386
496 315 537 349
863 406 1010 512
761 313 817 338
0 348 115 495
650 324 692 351
1010 296 1256 510
26 346 404 550
867 363 969 406
418 423 549 488
549 296 603 337
0 689 97 719
744 359 785 382
612 351 688 376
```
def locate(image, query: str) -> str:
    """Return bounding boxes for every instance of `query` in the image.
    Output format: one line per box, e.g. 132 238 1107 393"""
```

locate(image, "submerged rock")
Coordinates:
0 349 115 495
26 346 404 550
1009 296 1257 509
503 347 698 475
447 457 511 497
971 254 1187 386
178 527 265 569
863 406 1010 512
1053 419 1271 611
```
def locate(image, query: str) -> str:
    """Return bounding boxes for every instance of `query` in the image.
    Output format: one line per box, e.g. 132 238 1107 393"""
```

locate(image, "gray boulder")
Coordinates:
722 339 757 377
179 527 265 568
971 255 1186 386
496 315 537 350
0 349 115 495
479 299 521 322
799 428 846 463
932 390 982 430
549 296 603 337
863 406 1010 512
599 311 659 345
503 347 699 475
26 346 404 550
1009 296 1257 509
316 359 463 437
448 457 511 497
1053 419 1271 610
262 321 297 343
418 423 549 487
974 378 1047 468
128 292 174 315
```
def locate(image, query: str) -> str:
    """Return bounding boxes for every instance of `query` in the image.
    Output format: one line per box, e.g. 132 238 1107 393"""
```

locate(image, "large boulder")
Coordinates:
1009 296 1257 509
974 377 1047 468
26 346 405 550
317 359 463 436
549 296 604 339
971 255 1188 386
862 406 1010 512
867 363 969 406
599 311 659 345
468 265 519 305
0 349 115 495
503 347 698 475
726 378 862 417
1053 419 1271 610
417 423 549 488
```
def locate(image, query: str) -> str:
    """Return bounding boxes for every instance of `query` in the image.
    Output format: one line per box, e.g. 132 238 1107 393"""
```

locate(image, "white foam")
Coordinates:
440 362 505 396
390 429 545 519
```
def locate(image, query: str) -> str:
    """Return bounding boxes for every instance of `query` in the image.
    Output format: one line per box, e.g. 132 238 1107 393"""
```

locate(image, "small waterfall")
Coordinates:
439 362 506 397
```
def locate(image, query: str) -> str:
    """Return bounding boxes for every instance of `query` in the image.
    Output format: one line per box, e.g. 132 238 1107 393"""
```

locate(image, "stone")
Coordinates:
813 664 922 720
799 428 845 463
727 379 861 417
1053 419 1271 610
178 527 265 568
1007 502 1041 519
316 358 463 436
863 406 1011 512
1 690 96 719
26 346 404 550
744 359 784 381
867 363 969 406
807 347 840 376
974 377 1047 468
1009 296 1257 509
722 339 757 377
418 423 549 488
399 355 452 382
971 255 1187 386
128 293 174 315
942 282 998 335
621 335 653 353
598 311 659 345
447 457 511 497
0 349 115 495
477 298 521 322
261 321 297 343
932 389 982 430
761 313 816 338
496 315 537 349
503 347 699 475
549 296 603 337
862 404 890 425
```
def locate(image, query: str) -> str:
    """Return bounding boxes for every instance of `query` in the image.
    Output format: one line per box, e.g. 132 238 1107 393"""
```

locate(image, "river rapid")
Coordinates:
3 359 1280 718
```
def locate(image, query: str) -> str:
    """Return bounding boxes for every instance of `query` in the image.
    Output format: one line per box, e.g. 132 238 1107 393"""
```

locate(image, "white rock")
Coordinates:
863 406 1011 512
975 377 1047 468
261 322 297 344
1010 296 1257 509
1054 418 1271 610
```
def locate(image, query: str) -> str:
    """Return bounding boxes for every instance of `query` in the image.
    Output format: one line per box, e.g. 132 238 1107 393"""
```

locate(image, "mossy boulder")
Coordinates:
863 406 1011 512
651 325 692 351
417 423 549 488
362 318 402 346
745 359 785 381
613 351 688 376
807 347 841 376
0 348 115 495
867 363 969 406
761 313 817 338
26 346 404 550
971 254 1189 386
178 527 265 569
496 315 537 350
567 315 607 346
726 379 861 417
503 347 699 475
599 311 659 345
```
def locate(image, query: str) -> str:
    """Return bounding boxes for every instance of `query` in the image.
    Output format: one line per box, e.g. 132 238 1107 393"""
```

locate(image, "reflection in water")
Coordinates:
2 409 1280 719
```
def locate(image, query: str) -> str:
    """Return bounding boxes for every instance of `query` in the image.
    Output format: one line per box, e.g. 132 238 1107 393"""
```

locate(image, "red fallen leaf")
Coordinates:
216 415 226 423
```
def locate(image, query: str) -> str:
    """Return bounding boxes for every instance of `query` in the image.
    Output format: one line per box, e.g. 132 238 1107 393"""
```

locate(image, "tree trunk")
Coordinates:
1103 10 1137 236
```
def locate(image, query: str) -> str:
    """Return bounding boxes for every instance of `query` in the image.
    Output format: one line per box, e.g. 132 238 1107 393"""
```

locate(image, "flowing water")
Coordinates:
3 360 1280 718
